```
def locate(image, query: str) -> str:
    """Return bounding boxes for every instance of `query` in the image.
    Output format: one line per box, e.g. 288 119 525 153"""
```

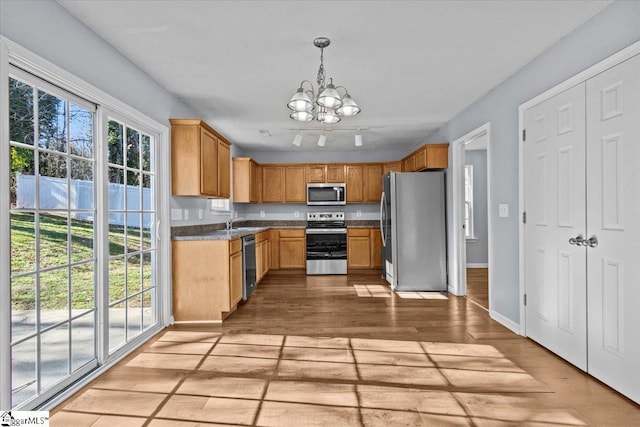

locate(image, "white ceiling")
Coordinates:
58 0 610 153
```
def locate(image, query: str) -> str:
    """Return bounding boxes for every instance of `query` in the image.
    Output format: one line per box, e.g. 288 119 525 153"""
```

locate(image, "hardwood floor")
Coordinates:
51 272 639 426
466 268 489 310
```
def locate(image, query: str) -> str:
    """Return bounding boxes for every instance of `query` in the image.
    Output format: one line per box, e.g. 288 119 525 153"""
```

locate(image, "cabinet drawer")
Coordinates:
230 238 242 254
348 228 370 237
279 229 305 238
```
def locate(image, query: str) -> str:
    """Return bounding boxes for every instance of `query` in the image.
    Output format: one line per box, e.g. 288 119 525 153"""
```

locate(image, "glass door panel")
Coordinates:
9 73 97 408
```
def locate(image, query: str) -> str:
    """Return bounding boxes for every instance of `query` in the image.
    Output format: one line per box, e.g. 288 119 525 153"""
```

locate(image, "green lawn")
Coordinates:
10 212 153 310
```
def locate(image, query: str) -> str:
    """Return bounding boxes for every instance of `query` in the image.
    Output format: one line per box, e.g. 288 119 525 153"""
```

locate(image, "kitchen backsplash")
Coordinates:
235 203 380 221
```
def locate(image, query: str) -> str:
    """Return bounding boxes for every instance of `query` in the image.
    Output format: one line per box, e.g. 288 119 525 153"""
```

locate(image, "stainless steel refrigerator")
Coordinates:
380 172 447 291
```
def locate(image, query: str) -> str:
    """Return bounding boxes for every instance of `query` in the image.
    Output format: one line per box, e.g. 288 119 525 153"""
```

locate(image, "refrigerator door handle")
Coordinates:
380 191 386 247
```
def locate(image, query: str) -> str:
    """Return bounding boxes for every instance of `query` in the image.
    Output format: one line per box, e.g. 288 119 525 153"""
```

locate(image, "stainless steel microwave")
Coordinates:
307 183 346 206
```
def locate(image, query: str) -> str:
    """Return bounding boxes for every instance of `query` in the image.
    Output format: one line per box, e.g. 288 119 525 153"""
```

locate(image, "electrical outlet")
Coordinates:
197 209 203 220
260 211 265 218
499 204 509 218
183 209 189 220
171 208 182 221
356 210 362 217
294 211 299 218
234 211 238 218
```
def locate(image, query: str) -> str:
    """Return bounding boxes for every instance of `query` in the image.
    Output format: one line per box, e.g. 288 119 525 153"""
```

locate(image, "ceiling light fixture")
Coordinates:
292 133 303 147
287 37 361 123
355 131 363 147
317 134 327 147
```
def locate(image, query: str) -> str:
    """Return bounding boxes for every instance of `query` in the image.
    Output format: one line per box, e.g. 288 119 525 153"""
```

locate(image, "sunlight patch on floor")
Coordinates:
49 330 587 427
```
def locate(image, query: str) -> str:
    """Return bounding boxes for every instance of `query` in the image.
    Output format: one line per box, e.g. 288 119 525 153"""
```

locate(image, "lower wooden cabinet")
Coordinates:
347 228 383 270
269 229 306 270
255 231 270 282
172 238 243 322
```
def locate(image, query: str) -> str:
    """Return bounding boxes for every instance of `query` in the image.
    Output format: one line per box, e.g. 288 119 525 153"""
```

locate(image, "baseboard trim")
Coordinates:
490 310 521 335
448 285 463 296
466 263 488 268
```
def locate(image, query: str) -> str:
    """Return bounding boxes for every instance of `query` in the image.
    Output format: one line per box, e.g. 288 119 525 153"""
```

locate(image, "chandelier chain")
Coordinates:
316 47 326 90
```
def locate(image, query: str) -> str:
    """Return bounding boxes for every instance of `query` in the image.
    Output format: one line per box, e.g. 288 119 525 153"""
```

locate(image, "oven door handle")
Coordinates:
306 228 347 234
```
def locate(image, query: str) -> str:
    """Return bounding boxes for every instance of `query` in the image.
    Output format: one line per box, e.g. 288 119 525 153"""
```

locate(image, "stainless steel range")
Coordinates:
306 212 347 275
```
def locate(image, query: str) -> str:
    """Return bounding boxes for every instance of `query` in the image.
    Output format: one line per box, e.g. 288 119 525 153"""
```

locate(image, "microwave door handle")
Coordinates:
380 192 386 247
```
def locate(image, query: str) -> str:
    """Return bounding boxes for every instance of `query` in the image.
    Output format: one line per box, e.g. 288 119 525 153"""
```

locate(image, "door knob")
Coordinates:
569 235 586 246
587 236 598 248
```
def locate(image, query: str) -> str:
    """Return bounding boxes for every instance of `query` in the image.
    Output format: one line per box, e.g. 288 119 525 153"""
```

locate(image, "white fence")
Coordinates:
16 173 152 228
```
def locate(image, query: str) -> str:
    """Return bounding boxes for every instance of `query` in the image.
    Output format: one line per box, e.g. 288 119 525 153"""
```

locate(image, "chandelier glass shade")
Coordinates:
287 37 360 123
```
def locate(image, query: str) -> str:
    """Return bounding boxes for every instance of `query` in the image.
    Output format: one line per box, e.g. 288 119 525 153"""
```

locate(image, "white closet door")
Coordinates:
586 53 640 404
524 83 587 369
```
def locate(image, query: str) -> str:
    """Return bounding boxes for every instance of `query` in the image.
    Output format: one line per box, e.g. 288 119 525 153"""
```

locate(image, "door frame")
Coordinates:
450 122 493 312
518 40 640 335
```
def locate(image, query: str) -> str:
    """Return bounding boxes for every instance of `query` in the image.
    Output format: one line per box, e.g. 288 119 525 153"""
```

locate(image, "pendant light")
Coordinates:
287 37 361 123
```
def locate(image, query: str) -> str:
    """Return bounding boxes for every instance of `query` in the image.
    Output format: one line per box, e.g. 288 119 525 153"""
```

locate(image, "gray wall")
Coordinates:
465 150 488 265
0 0 228 227
425 0 640 324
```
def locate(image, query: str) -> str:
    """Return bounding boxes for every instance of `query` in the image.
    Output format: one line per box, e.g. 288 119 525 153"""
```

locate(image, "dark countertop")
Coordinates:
172 219 379 241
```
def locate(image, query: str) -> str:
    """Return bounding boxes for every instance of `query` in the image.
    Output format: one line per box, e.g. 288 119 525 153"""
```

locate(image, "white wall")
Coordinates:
425 0 640 325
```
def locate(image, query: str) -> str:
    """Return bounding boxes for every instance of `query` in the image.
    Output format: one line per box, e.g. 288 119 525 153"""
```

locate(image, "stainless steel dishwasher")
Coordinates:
242 234 257 300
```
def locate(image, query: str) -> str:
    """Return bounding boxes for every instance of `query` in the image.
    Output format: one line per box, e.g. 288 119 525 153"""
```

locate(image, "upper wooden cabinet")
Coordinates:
262 165 285 203
170 119 231 198
346 165 364 203
364 164 383 203
260 165 306 203
233 157 260 203
402 143 449 172
306 164 326 183
306 164 345 184
383 161 402 174
327 164 345 182
284 166 306 203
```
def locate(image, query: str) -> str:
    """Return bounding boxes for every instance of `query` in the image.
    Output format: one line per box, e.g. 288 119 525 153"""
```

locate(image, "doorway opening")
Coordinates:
451 123 492 311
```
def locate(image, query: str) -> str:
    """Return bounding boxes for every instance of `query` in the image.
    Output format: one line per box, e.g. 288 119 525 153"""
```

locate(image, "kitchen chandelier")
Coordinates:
287 37 361 124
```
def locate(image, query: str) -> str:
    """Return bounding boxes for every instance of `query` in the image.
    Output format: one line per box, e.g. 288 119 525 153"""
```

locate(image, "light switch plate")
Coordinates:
499 204 509 218
356 210 362 217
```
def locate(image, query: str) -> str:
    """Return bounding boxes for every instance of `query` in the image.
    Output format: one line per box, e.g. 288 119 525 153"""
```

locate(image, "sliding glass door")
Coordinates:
9 69 98 407
6 67 160 409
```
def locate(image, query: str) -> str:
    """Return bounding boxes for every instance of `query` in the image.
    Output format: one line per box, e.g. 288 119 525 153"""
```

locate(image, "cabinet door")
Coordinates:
426 145 449 168
250 161 260 202
285 166 307 202
262 166 284 202
217 141 230 198
200 128 218 196
403 156 415 172
263 239 270 276
229 250 243 307
348 235 371 269
307 165 326 183
414 148 427 170
383 162 402 174
327 164 345 182
279 238 306 268
270 230 280 270
256 241 264 282
364 164 383 202
370 228 383 269
346 165 364 203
